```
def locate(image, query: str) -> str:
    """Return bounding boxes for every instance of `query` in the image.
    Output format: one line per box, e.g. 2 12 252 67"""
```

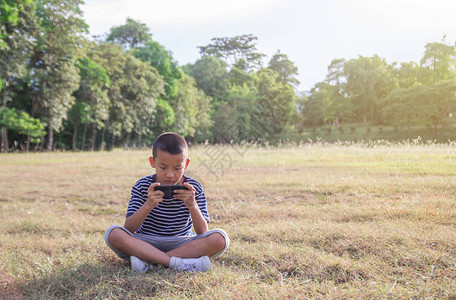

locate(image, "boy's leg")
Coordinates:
105 225 171 266
105 226 229 263
166 229 230 258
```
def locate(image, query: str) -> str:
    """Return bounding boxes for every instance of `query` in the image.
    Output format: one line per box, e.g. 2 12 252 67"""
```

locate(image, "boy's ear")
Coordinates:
149 156 155 168
184 158 190 169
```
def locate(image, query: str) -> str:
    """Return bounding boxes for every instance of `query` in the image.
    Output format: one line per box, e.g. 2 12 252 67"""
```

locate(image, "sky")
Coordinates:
81 0 456 92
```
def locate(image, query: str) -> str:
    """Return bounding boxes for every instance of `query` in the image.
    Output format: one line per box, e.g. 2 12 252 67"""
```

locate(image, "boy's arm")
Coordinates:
124 182 163 233
175 183 208 235
187 204 208 235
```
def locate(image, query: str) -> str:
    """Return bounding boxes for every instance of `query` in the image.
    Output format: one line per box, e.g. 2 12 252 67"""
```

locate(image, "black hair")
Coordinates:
152 132 188 158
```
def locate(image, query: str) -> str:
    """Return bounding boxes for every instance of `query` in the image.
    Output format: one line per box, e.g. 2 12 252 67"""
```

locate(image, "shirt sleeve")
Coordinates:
126 178 149 217
193 181 210 223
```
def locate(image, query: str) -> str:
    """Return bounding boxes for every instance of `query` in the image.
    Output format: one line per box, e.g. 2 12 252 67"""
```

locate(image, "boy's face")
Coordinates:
149 149 190 185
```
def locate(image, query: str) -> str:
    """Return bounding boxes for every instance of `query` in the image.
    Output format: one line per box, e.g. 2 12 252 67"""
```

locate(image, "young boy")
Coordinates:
105 132 229 272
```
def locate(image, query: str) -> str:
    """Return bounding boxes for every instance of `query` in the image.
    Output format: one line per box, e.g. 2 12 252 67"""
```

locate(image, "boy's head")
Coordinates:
149 132 190 185
152 132 188 158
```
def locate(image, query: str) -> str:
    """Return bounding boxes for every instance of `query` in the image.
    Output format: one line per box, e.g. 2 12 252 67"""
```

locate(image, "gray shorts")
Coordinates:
104 225 230 261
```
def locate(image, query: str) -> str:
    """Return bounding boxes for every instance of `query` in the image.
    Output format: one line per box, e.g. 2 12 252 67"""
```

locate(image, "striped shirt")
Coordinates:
126 174 209 236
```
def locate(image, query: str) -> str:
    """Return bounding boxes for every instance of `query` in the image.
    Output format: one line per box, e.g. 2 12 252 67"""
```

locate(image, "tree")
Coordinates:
252 68 297 135
381 80 456 133
182 55 228 103
168 74 212 138
0 0 36 152
0 107 45 145
268 50 300 86
106 17 152 49
0 0 34 48
420 37 456 83
326 58 346 87
74 55 110 150
29 0 87 151
343 55 391 125
198 34 265 71
393 62 423 88
89 42 164 148
134 40 183 98
299 85 325 127
211 84 257 143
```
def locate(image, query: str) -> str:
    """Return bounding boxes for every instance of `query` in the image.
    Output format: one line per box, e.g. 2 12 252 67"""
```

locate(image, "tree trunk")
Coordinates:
72 120 79 151
100 121 108 151
46 126 54 152
125 132 131 148
26 97 39 152
90 123 97 151
1 88 8 153
136 132 141 148
111 134 115 150
81 123 88 151
1 127 8 153
25 136 31 152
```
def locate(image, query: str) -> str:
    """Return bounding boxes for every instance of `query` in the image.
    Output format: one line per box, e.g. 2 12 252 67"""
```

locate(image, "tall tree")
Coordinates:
75 54 110 150
343 55 391 125
268 50 300 86
198 34 265 71
420 37 456 83
182 55 228 103
393 62 423 88
29 0 87 151
252 68 297 135
168 74 212 138
106 17 152 49
134 40 183 98
0 0 36 152
0 0 34 47
90 42 164 148
211 84 257 143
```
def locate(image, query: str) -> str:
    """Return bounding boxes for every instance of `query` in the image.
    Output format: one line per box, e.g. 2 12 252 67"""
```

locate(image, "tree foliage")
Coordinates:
0 107 45 142
198 34 265 71
106 17 152 49
420 38 456 83
268 50 300 86
2 8 456 152
134 40 183 98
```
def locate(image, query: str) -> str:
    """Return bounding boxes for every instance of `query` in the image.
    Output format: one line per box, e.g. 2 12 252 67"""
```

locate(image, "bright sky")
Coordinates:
82 0 456 91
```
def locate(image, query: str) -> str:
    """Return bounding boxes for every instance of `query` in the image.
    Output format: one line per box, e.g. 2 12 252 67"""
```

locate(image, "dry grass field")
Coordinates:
1 140 455 299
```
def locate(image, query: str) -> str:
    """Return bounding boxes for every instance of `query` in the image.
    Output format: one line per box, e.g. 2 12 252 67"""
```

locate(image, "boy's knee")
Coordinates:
207 232 227 252
107 227 128 247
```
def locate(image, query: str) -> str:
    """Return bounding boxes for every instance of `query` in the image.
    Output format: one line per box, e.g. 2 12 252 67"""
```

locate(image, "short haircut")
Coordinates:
152 132 188 158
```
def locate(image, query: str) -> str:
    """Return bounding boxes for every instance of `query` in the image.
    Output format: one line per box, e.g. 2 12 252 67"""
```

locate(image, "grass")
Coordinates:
1 141 456 299
273 124 456 144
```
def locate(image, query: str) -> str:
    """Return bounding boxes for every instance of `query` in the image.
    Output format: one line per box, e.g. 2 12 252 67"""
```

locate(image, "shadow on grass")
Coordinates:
19 261 182 299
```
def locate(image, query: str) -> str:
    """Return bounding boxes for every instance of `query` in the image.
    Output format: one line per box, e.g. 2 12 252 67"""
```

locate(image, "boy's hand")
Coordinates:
174 183 197 208
146 182 163 209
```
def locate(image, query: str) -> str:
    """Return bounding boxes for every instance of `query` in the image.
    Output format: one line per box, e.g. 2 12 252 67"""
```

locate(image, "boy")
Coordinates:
105 132 229 272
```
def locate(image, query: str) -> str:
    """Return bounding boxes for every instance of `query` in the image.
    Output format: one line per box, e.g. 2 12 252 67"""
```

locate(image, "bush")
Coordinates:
350 127 356 134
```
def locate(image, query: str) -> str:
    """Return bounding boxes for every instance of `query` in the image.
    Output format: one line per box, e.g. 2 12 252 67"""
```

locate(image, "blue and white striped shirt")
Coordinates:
126 174 209 236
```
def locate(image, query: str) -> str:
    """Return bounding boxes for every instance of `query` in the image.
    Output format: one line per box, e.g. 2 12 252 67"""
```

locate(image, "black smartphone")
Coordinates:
154 185 188 199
